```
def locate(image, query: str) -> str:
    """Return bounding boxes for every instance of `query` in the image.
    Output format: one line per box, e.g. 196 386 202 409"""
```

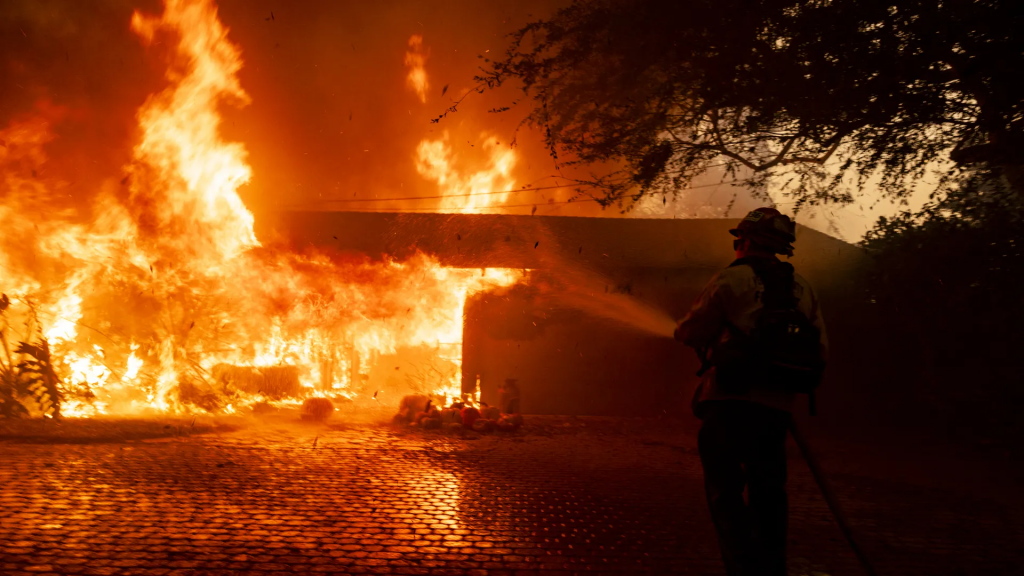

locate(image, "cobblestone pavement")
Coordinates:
1 418 1022 576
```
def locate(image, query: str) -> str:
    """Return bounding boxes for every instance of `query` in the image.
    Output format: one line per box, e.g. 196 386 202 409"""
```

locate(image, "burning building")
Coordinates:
0 0 876 422
0 0 523 419
281 211 875 417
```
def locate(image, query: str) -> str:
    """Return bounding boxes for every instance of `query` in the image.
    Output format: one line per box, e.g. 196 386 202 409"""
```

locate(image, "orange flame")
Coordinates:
0 0 520 418
404 34 430 103
130 0 257 264
415 132 518 212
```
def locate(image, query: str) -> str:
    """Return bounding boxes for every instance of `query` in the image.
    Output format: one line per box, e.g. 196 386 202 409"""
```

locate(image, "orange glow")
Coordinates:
415 132 518 212
130 0 258 263
404 34 430 103
0 0 521 418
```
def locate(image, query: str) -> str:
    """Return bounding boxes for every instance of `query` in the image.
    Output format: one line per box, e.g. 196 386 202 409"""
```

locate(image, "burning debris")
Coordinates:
394 393 431 424
392 392 523 435
301 397 335 422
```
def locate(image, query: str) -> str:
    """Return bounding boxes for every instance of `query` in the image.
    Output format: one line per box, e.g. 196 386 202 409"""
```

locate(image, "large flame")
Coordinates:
0 0 519 418
130 0 258 263
415 131 518 212
404 34 430 104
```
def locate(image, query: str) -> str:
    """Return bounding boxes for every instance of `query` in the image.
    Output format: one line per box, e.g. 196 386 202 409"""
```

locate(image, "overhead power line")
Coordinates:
304 178 742 214
304 178 742 206
324 197 605 213
313 182 596 204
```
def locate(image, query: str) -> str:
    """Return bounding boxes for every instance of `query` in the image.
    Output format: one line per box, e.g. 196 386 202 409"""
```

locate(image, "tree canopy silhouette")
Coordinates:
473 0 1024 442
479 0 1024 210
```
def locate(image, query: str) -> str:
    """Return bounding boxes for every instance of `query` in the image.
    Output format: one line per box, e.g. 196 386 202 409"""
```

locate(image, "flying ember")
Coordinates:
0 0 520 419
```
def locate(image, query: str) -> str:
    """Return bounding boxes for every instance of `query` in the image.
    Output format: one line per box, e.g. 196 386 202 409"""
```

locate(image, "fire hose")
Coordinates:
789 418 881 576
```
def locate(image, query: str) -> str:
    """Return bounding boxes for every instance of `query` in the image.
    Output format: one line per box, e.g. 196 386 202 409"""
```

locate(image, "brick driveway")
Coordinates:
1 417 1021 575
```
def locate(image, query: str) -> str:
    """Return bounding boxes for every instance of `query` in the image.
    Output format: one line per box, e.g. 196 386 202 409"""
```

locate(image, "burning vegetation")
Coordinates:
0 0 521 419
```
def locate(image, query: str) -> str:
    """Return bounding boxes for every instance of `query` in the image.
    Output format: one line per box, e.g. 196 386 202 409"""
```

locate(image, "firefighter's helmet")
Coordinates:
729 207 796 256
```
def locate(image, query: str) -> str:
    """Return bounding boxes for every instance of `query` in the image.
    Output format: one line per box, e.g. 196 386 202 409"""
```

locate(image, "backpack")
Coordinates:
710 257 825 398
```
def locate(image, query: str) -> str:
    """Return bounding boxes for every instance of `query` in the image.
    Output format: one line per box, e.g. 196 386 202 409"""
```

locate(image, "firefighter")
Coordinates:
675 207 828 576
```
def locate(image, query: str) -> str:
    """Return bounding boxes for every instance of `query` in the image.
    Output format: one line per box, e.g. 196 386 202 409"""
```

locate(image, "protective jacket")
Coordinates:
676 256 828 415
